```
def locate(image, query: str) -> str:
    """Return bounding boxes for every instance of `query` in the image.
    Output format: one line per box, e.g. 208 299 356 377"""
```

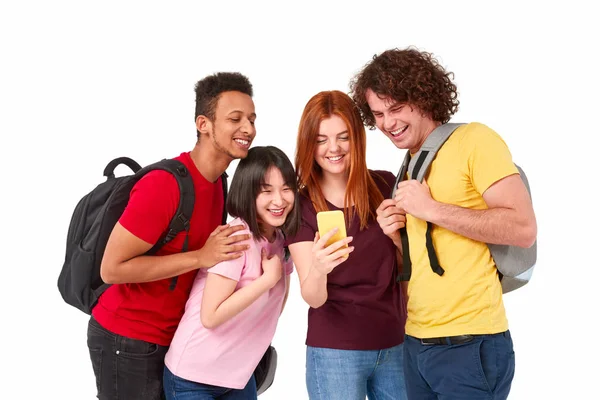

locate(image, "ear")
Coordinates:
196 115 212 136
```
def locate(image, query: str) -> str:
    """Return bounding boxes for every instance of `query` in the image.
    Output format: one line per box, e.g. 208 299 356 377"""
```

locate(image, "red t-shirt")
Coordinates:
92 152 224 346
286 170 406 350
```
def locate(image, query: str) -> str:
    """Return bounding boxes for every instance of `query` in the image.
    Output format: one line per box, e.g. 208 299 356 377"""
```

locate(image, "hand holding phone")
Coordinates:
313 211 353 273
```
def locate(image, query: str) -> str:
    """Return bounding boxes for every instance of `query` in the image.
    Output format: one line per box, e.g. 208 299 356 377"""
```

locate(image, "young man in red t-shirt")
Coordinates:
87 72 258 400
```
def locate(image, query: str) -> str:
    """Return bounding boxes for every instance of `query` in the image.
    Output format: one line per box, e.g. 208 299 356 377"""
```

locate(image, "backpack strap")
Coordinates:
392 152 412 282
145 159 196 254
139 159 195 290
408 123 464 182
393 123 465 281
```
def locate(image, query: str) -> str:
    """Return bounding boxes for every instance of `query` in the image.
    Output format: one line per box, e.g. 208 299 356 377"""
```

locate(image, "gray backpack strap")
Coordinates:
390 151 413 282
408 123 465 182
391 151 411 198
398 122 465 279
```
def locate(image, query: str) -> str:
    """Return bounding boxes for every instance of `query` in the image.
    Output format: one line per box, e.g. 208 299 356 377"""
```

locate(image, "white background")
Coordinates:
1 1 598 399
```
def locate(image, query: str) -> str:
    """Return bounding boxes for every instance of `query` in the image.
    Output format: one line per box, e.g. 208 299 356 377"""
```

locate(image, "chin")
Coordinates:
232 150 250 159
325 167 348 176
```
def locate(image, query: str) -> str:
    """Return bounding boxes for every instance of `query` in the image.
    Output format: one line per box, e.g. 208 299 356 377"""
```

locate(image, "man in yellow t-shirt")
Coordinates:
350 48 537 400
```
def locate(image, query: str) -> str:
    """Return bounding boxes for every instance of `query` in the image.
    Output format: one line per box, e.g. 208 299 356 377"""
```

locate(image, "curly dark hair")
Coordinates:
350 47 459 127
194 72 253 138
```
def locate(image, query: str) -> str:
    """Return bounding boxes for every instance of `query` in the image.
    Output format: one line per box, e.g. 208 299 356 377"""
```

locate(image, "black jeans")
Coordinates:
87 316 169 400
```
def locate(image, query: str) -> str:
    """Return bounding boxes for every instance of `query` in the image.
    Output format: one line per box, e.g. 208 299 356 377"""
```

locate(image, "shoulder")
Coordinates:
229 217 251 235
298 191 317 215
455 122 509 148
128 170 179 206
136 166 179 190
369 169 396 192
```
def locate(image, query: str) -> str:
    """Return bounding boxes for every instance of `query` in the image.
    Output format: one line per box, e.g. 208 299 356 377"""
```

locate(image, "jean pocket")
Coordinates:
116 337 161 359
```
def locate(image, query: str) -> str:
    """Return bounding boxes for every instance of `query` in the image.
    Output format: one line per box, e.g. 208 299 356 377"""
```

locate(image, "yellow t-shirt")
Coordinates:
405 122 519 338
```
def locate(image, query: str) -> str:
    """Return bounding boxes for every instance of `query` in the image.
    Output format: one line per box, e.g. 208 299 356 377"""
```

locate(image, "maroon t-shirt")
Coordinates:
286 170 406 350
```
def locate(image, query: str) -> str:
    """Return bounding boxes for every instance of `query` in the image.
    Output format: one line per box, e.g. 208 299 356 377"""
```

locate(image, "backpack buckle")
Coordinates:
164 229 178 242
176 213 190 231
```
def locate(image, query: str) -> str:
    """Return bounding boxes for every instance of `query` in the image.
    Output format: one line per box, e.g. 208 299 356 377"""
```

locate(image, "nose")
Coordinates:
382 114 395 131
241 118 256 137
271 190 284 206
327 139 341 153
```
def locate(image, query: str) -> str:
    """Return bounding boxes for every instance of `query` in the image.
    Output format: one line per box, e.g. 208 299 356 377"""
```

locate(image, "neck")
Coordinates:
260 224 276 242
319 171 349 208
190 140 233 182
410 120 443 155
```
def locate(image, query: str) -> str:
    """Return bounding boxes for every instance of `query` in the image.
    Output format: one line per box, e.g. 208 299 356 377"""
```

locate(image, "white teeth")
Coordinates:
327 155 343 161
234 139 249 146
269 208 284 216
390 126 407 136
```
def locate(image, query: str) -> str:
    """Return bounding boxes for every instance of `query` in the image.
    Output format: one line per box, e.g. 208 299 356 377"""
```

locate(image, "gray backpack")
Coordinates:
391 123 536 293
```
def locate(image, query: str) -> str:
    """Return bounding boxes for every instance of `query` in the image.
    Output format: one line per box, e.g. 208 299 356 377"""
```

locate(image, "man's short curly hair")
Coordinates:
350 47 459 127
194 72 253 137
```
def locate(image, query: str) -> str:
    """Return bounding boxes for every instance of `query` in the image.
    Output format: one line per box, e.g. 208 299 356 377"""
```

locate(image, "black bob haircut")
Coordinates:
226 146 301 241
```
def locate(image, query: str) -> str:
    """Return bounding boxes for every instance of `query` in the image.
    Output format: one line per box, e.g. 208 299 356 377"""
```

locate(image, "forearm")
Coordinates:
300 267 328 309
203 276 274 329
280 275 290 315
428 202 534 247
101 251 201 284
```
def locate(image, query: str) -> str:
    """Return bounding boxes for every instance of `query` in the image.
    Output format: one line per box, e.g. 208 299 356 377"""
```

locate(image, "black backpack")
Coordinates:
57 156 228 314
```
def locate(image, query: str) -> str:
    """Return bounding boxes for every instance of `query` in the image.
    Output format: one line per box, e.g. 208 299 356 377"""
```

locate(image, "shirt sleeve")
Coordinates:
118 170 179 245
465 123 520 195
207 224 250 282
208 253 246 282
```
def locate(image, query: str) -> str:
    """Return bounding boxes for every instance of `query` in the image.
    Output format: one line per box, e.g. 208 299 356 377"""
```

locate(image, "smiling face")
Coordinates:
198 90 256 161
313 115 351 178
365 88 438 153
255 166 296 240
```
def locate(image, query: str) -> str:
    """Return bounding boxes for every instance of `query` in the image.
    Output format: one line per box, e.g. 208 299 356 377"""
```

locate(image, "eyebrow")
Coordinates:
317 130 349 137
372 102 402 113
228 110 257 118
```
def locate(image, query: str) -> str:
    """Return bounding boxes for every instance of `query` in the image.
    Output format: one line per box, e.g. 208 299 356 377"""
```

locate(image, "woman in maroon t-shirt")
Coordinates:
287 90 407 400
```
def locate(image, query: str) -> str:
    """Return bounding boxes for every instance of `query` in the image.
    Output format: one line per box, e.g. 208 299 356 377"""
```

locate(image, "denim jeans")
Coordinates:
403 331 515 400
87 316 169 400
306 344 407 400
163 366 257 400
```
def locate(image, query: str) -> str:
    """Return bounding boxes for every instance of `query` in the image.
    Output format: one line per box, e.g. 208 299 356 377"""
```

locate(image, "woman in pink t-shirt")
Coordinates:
163 146 300 400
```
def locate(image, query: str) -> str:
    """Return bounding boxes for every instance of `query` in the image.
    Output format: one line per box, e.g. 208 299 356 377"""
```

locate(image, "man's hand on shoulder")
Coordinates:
194 224 252 269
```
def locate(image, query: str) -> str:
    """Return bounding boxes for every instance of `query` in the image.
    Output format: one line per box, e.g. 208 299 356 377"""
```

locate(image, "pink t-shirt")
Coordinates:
164 218 293 389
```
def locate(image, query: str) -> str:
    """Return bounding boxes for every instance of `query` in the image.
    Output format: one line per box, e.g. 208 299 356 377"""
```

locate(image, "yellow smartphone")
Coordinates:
316 210 348 249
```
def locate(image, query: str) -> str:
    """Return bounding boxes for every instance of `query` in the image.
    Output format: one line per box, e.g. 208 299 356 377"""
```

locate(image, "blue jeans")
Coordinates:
403 331 515 400
87 316 169 400
306 344 407 400
163 366 257 400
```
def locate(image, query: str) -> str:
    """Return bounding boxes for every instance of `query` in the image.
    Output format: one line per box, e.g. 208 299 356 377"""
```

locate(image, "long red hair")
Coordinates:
295 90 384 230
